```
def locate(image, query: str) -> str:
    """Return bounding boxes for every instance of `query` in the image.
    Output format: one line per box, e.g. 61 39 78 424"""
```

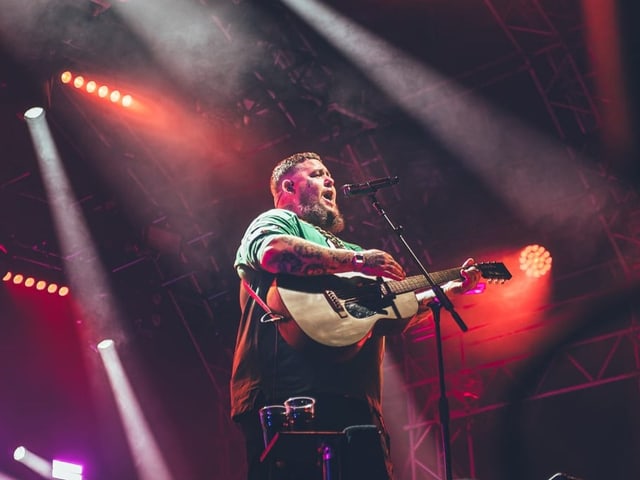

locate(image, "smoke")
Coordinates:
106 0 265 102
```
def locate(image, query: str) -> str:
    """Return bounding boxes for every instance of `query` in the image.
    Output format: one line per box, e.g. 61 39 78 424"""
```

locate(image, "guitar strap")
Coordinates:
241 278 284 324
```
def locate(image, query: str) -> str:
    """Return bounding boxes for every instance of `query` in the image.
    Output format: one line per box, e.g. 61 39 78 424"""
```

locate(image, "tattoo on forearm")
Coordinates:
276 251 305 274
269 237 350 275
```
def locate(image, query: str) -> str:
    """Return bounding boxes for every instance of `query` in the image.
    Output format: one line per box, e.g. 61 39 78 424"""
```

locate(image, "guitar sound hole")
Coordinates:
345 303 377 319
344 295 390 319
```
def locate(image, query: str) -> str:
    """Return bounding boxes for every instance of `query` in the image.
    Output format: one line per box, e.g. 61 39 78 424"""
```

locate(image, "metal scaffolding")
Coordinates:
393 0 640 478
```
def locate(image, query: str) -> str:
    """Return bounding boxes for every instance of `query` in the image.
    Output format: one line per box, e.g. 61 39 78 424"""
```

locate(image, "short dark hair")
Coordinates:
270 152 322 197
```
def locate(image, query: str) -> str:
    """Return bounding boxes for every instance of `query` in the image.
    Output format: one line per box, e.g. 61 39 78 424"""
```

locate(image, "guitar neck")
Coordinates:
385 268 462 295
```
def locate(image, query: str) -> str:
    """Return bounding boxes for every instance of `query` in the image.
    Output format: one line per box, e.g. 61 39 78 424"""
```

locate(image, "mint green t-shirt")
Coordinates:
234 208 361 271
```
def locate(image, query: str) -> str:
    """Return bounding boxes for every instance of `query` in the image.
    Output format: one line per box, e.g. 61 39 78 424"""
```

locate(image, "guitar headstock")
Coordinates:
477 262 512 283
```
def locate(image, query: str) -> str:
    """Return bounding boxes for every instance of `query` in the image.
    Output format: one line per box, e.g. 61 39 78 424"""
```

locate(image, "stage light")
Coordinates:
24 107 45 120
52 459 83 480
12 446 51 478
86 80 97 93
59 71 137 110
97 338 114 350
98 337 174 478
12 447 26 461
2 269 70 296
519 244 552 278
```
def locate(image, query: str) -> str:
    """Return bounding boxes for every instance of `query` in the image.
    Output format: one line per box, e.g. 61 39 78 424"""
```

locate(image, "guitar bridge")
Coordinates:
324 290 348 318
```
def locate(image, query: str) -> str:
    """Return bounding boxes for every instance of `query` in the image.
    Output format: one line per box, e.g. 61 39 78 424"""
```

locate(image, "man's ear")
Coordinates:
283 180 294 193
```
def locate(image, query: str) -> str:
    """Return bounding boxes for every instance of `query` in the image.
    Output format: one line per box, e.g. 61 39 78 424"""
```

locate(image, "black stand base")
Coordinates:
260 425 389 480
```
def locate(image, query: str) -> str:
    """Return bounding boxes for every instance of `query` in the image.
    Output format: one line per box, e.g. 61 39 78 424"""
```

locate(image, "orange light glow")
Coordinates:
59 69 140 111
60 71 72 84
410 247 554 370
2 271 12 282
58 286 70 297
47 283 58 294
13 274 24 285
36 280 47 291
86 80 97 93
519 244 552 278
24 277 35 288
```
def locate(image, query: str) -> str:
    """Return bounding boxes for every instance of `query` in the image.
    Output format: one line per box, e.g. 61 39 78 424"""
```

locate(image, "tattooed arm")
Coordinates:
260 235 406 280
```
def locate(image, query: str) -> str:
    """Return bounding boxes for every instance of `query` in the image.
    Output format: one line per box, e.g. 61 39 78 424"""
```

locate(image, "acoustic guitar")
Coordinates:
265 262 512 357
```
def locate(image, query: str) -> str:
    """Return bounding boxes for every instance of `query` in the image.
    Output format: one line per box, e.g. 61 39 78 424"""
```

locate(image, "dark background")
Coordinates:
1 1 639 479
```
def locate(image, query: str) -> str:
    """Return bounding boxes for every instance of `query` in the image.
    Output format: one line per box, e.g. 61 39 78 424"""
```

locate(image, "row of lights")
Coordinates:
60 70 134 108
2 271 70 297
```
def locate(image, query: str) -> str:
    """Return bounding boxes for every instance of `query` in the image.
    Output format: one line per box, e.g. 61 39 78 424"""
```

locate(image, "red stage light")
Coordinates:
86 80 97 93
59 70 137 111
3 269 70 296
519 244 552 278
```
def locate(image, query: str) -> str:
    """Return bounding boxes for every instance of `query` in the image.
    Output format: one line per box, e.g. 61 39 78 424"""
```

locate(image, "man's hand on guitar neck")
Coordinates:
415 258 482 311
444 258 482 295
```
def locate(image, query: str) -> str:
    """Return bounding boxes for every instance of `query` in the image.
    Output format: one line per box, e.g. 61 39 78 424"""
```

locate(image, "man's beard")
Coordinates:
299 199 345 234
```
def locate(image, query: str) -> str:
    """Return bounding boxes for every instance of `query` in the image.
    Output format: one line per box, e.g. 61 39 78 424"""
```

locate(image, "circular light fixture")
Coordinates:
519 244 552 278
97 339 115 350
23 107 45 120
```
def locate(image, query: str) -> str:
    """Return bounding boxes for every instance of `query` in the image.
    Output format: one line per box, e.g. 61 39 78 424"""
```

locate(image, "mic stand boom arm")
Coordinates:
367 193 468 332
366 191 466 480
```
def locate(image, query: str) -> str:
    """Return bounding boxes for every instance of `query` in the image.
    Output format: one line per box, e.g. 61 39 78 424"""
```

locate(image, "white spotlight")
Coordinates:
97 338 115 350
23 107 45 120
12 446 26 461
52 459 83 480
12 445 52 478
99 341 173 479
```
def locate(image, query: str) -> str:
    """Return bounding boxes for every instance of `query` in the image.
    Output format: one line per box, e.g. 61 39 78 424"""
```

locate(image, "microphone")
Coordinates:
547 475 583 480
341 176 400 197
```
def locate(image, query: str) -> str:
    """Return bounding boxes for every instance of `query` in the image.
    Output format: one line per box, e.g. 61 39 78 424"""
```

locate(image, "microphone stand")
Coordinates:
365 189 467 480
